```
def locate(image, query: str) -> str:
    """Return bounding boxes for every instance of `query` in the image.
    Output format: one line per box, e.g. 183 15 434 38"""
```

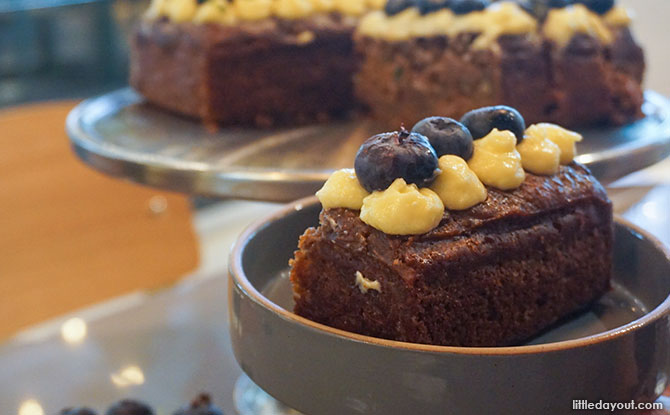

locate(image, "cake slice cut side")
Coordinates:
290 163 613 347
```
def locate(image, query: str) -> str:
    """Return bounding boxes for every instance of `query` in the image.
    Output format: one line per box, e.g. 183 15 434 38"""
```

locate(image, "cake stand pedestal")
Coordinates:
67 88 670 202
235 374 304 415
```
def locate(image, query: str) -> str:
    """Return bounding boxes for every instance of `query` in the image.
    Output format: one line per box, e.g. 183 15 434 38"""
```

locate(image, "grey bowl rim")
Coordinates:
229 196 670 356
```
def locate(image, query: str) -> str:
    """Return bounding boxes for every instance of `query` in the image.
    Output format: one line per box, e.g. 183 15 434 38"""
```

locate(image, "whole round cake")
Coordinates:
131 0 645 128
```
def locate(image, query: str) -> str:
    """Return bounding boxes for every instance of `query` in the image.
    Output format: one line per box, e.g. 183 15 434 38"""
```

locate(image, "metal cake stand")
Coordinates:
67 88 670 202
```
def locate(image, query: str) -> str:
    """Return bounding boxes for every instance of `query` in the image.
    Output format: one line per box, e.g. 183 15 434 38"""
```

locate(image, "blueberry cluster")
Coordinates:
173 394 224 415
575 0 615 14
58 394 223 415
384 0 615 17
513 0 615 17
354 106 525 192
59 409 98 415
104 400 154 415
385 0 490 16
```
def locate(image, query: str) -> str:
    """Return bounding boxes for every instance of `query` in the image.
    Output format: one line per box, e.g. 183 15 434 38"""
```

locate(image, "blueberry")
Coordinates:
105 400 154 415
449 0 490 15
521 0 572 19
418 0 451 15
173 394 224 415
548 0 573 8
354 129 439 192
385 0 416 15
512 0 535 15
575 0 614 14
411 117 474 160
59 408 98 415
460 105 526 144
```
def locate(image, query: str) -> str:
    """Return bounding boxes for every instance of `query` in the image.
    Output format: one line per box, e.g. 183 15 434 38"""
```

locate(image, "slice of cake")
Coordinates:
130 0 644 129
290 106 613 347
131 0 383 127
354 0 644 128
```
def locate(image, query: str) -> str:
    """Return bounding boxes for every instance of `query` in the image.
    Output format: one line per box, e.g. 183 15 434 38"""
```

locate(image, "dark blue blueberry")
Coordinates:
385 0 416 15
59 408 98 415
418 0 451 15
173 394 224 415
513 0 535 15
575 0 614 14
105 400 154 415
449 0 490 15
354 129 439 192
411 117 474 160
460 105 526 144
523 0 573 19
548 0 573 8
518 0 572 19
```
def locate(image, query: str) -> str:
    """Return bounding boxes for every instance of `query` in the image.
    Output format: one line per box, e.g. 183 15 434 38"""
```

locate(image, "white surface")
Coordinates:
194 200 281 277
621 0 670 98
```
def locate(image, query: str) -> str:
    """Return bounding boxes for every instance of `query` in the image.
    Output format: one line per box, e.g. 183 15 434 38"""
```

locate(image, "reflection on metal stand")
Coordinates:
67 89 670 202
234 373 304 415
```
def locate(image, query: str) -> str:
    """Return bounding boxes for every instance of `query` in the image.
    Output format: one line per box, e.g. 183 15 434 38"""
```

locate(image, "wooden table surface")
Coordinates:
0 101 199 338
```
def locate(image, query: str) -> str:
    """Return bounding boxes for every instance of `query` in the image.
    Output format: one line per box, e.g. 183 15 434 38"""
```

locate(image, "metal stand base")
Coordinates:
67 88 670 201
234 374 304 415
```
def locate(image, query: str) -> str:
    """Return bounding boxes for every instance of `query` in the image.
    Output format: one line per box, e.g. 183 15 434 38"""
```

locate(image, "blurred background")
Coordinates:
0 0 146 107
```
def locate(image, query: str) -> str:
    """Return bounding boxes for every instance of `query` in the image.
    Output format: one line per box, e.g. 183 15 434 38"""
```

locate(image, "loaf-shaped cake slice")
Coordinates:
290 107 613 347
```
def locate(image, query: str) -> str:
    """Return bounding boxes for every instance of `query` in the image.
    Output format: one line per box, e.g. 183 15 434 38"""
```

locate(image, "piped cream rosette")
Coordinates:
316 123 583 236
146 0 384 23
358 1 632 50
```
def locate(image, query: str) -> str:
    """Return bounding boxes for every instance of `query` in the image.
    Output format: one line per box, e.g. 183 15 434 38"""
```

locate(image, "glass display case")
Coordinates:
0 0 146 107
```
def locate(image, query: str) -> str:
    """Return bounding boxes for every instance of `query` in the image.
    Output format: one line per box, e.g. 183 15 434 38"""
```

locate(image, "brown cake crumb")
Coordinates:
130 17 357 127
354 29 644 129
290 163 613 347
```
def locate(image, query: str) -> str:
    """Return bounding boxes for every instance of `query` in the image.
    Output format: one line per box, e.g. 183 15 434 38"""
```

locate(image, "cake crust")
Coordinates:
290 163 613 347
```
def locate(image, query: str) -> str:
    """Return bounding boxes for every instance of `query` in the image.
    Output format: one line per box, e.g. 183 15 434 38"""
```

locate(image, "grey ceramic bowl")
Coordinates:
229 197 670 415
